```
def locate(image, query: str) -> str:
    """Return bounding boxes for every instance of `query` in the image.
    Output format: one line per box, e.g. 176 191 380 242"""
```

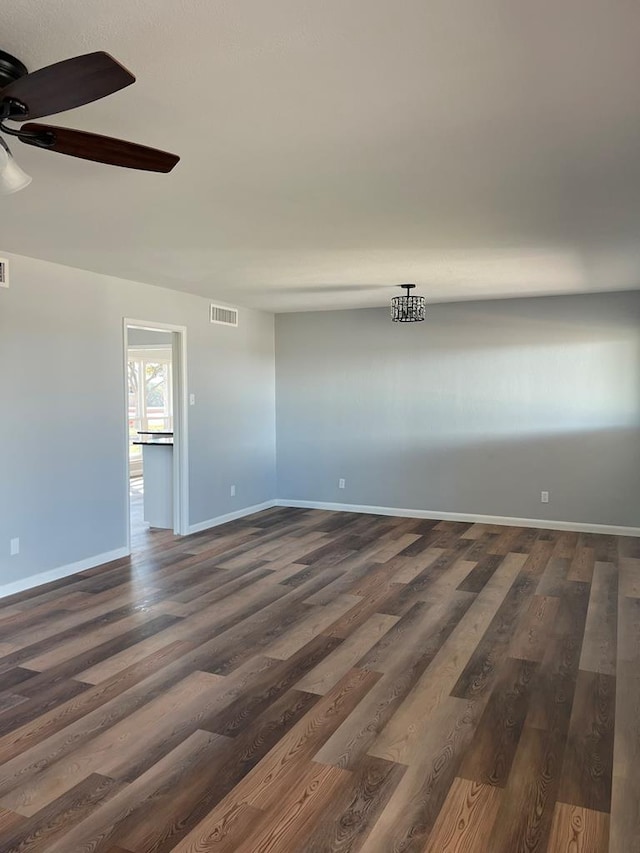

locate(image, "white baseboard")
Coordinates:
0 501 276 602
0 546 130 601
275 499 640 538
3 498 635 603
188 500 278 534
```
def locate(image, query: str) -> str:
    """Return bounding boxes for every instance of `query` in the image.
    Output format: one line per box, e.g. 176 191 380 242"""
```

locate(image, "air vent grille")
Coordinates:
210 304 238 326
0 258 8 288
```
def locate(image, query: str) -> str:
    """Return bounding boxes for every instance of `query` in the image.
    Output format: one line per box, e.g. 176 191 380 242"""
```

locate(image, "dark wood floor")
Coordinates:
0 507 637 852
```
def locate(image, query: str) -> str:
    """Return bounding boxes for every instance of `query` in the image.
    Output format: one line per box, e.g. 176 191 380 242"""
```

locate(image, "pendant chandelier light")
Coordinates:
391 283 426 323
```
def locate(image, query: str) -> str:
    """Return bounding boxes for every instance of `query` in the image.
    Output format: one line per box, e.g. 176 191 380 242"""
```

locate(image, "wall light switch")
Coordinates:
338 478 346 489
10 537 19 556
230 485 236 497
189 393 196 406
541 491 549 503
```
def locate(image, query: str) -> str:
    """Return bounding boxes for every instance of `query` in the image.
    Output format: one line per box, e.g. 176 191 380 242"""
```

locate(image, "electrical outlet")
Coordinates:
10 537 19 556
230 485 236 497
541 491 549 503
338 478 346 489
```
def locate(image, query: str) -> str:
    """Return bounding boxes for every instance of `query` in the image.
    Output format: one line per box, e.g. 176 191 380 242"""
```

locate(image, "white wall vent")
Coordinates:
0 258 8 288
210 304 238 327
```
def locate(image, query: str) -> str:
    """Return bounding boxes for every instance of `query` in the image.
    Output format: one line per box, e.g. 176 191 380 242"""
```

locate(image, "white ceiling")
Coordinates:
3 0 640 312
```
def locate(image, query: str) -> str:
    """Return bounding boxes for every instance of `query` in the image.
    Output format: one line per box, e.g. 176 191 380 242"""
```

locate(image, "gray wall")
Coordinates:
276 292 640 527
0 252 276 585
3 255 639 591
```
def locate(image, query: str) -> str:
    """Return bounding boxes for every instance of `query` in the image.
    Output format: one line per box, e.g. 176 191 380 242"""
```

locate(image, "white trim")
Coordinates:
124 319 188 333
275 499 640 537
123 319 190 551
127 344 173 352
171 329 190 537
188 500 277 534
4 501 635 602
0 547 129 601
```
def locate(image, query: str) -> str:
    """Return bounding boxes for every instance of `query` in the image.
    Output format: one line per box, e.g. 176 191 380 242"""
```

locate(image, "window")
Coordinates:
128 347 173 477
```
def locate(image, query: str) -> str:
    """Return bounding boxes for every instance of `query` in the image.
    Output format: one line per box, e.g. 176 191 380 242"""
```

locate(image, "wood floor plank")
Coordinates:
457 554 503 593
391 548 446 584
233 667 379 812
425 558 480 595
547 801 610 853
358 698 480 853
459 656 538 788
537 555 570 597
0 773 125 853
76 627 195 684
20 611 181 673
619 556 640 599
509 594 560 662
422 776 502 853
264 594 360 659
557 669 616 813
232 760 349 853
610 595 640 853
115 688 319 852
0 694 28 714
0 670 224 816
316 594 475 769
0 807 25 834
568 544 596 584
451 569 540 702
295 613 399 695
166 668 379 850
487 526 526 556
0 639 194 768
0 679 90 740
368 533 424 564
170 567 277 616
553 532 580 561
525 579 591 734
41 730 228 853
366 549 529 766
487 580 592 851
485 725 564 853
204 635 341 738
300 755 405 852
0 510 634 852
460 523 493 541
0 603 159 672
580 561 618 676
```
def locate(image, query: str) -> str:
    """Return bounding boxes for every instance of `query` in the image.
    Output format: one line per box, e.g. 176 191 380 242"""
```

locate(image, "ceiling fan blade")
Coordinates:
0 52 135 120
20 123 179 172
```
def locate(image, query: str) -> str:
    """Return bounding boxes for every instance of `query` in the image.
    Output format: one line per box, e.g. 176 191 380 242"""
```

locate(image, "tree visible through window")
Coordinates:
128 348 173 476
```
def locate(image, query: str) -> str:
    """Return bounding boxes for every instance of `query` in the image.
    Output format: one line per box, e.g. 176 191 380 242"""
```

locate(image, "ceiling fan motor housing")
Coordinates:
0 50 28 91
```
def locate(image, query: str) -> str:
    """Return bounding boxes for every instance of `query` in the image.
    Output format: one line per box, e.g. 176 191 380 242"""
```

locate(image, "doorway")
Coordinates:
123 319 188 552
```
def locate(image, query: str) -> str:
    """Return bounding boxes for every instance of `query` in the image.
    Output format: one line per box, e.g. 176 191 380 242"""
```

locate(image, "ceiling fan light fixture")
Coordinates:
391 283 426 323
0 136 31 194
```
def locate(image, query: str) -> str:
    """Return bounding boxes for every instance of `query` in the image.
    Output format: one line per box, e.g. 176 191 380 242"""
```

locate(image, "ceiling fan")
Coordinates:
0 49 179 191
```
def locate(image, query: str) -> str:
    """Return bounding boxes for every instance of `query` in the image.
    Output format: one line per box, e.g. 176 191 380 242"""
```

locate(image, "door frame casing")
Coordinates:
123 318 189 550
